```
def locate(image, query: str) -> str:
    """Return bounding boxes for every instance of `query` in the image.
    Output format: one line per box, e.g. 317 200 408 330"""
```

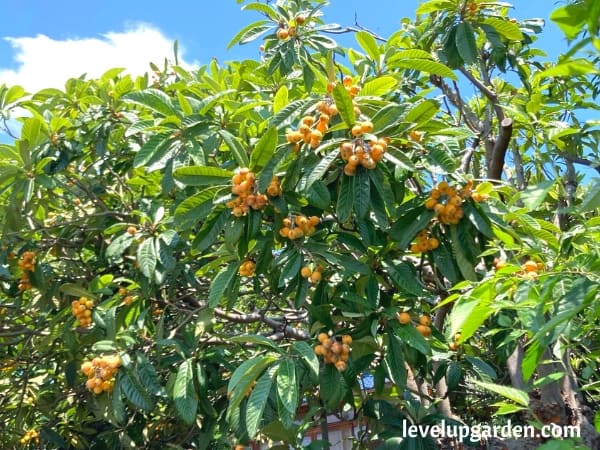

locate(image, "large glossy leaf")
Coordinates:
246 365 277 438
276 359 298 428
332 83 355 129
356 31 380 62
124 89 180 118
250 127 278 171
360 76 398 97
455 22 478 65
174 359 198 425
137 238 157 279
354 169 371 219
209 262 240 307
385 331 407 389
392 58 457 80
404 99 439 125
121 369 155 412
173 165 234 186
336 174 354 223
219 130 250 167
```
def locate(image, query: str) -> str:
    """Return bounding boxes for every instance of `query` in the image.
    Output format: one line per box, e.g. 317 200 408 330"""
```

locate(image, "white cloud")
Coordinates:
0 24 195 93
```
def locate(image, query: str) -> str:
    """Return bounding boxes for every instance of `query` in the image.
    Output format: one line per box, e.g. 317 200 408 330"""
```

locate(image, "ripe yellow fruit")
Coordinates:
397 311 411 325
301 266 312 278
127 226 137 235
418 315 431 326
309 271 322 283
318 332 329 343
277 28 289 40
416 324 432 337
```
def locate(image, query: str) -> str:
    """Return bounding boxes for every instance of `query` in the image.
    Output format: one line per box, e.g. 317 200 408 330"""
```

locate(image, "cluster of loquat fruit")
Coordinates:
276 14 305 40
238 259 256 277
19 429 40 445
495 258 544 280
424 181 469 225
410 229 440 253
266 176 282 197
339 132 388 176
286 100 338 151
397 311 433 337
71 296 94 328
300 264 323 283
226 168 268 217
17 251 36 291
279 214 320 240
81 355 121 394
314 333 352 372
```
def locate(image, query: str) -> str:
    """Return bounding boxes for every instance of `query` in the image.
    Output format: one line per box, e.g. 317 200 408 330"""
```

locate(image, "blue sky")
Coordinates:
0 1 564 88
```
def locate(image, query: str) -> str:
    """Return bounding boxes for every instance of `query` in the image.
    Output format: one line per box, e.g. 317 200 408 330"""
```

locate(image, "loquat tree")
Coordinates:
0 0 599 449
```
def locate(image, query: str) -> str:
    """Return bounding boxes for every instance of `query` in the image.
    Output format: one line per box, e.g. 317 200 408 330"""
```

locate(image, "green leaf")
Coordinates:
354 169 370 219
450 225 477 281
273 85 289 113
336 174 354 223
246 365 277 438
580 178 600 212
404 99 439 126
395 323 430 355
550 2 588 39
463 203 493 238
292 341 319 380
269 98 313 128
58 283 97 300
173 165 234 186
219 130 250 167
360 76 398 97
277 359 298 429
192 207 230 253
392 58 457 80
229 334 284 354
383 261 427 297
389 207 435 249
356 31 380 62
471 380 529 407
174 360 198 425
319 364 346 411
123 89 180 118
455 22 478 65
137 238 157 279
250 127 278 172
174 187 220 230
227 19 272 49
332 83 355 129
121 369 155 412
227 356 276 418
447 284 495 342
209 263 240 307
416 0 456 15
519 180 554 211
534 59 599 81
385 331 407 389
305 149 340 190
482 17 523 40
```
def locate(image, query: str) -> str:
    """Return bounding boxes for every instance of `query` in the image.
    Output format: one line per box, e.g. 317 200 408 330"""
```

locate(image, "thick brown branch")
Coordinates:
213 307 309 340
488 117 513 180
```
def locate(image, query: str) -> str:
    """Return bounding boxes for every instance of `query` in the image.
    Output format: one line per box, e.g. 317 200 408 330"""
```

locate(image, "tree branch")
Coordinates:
488 117 514 180
214 307 309 340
